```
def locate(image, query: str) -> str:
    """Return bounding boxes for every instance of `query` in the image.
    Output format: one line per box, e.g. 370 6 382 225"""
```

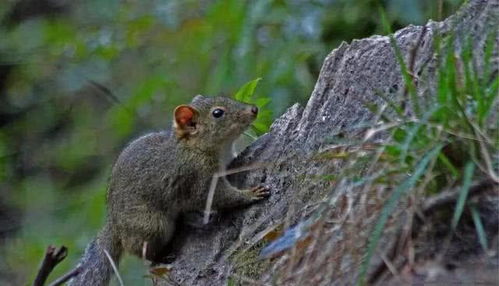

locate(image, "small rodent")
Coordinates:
69 95 270 286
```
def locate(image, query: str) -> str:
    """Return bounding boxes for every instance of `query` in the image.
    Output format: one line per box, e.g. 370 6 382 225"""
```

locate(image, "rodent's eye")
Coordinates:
212 108 224 118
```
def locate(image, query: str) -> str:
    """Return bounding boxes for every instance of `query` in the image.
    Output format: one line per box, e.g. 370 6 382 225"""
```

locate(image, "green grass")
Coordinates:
357 145 443 285
451 161 475 230
353 17 498 286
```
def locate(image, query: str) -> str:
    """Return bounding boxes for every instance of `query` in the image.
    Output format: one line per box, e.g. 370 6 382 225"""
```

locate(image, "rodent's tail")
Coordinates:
69 225 122 286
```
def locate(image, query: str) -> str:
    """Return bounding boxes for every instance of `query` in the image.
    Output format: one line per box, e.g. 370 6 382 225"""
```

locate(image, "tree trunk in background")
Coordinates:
165 0 498 285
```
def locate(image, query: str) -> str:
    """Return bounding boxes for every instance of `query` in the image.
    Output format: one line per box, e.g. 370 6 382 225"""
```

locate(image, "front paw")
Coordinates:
250 186 271 201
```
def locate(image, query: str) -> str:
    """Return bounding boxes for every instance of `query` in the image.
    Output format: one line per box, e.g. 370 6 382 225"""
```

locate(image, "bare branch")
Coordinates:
48 266 82 286
33 245 68 286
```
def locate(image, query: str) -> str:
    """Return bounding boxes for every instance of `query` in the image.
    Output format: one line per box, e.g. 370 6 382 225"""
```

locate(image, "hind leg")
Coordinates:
118 209 176 262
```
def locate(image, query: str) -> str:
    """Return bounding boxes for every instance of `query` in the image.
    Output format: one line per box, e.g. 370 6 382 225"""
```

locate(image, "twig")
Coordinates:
379 251 399 278
408 26 427 77
422 178 498 214
87 79 147 130
103 249 124 286
203 163 266 224
86 79 122 105
48 266 82 286
33 245 68 286
142 241 148 261
402 25 427 115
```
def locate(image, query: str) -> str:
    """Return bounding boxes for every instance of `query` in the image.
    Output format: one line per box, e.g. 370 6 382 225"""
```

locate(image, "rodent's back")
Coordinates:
108 131 172 202
107 130 218 217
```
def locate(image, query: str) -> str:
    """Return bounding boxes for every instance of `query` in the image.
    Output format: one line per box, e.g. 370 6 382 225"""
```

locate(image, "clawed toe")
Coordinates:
251 185 271 199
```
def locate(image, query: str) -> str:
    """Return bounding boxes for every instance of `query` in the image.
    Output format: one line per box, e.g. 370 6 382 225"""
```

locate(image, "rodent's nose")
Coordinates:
251 106 258 115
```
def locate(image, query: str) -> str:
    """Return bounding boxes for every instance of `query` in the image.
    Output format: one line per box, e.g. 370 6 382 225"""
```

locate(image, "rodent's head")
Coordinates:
173 95 258 151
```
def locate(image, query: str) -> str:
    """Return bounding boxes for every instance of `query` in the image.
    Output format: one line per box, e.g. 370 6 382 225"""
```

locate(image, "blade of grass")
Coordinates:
443 37 476 135
373 89 405 119
357 144 443 286
481 76 499 125
379 7 420 116
482 31 495 88
461 38 482 110
437 153 459 178
470 204 488 251
434 35 457 126
451 161 475 229
399 105 438 163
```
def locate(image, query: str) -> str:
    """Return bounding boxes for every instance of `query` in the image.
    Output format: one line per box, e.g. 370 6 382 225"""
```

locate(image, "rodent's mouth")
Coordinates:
242 114 256 125
247 118 257 128
230 120 253 136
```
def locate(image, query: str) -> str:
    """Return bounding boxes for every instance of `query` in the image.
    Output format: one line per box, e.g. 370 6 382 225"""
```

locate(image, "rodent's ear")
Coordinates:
174 105 199 138
191 94 205 103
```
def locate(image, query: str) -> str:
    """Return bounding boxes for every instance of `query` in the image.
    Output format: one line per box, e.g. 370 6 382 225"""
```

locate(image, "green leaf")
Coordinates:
254 96 271 108
252 108 272 135
451 162 475 229
357 144 443 286
234 78 262 102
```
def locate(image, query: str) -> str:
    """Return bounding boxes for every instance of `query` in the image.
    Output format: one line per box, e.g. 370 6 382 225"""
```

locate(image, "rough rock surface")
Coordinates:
164 0 498 285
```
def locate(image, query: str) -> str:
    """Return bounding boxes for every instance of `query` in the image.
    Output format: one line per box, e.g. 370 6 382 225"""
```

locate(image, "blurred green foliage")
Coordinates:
0 0 462 284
